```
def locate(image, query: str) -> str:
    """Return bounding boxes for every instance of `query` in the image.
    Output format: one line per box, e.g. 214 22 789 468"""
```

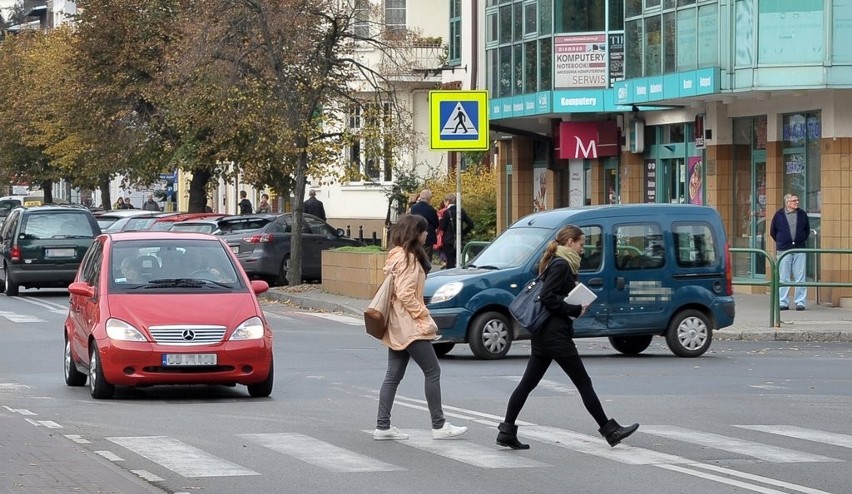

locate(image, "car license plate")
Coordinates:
45 248 75 258
162 353 217 367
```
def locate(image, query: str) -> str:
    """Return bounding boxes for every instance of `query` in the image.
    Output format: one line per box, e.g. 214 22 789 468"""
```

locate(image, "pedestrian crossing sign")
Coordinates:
430 90 489 151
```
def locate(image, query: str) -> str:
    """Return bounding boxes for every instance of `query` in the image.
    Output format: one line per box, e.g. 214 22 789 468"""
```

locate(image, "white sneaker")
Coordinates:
373 426 409 440
432 422 467 440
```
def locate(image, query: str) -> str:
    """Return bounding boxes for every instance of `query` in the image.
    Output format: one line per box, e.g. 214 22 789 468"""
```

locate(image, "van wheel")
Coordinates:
3 263 19 296
608 335 653 355
666 309 712 358
432 342 455 357
468 311 511 360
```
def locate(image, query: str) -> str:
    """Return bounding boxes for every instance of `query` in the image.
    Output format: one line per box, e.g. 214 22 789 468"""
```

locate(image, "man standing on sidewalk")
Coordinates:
409 189 439 261
770 193 810 311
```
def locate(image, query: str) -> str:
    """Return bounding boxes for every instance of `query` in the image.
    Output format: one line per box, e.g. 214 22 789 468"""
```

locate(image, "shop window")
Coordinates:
609 0 624 30
662 123 685 144
626 20 643 79
539 38 552 91
663 11 676 72
514 2 523 42
557 0 605 33
539 0 552 35
486 12 498 44
626 0 642 18
499 46 512 97
513 44 524 94
782 111 821 214
524 1 537 35
644 15 662 76
524 41 538 93
499 5 512 44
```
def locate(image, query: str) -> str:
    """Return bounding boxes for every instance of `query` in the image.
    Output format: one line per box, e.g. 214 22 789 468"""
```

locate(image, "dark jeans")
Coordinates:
503 353 608 428
442 245 457 269
377 340 445 430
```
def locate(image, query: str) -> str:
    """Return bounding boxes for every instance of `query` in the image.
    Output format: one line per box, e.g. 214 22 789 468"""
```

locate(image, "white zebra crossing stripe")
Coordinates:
657 464 832 494
376 430 548 469
734 425 852 450
0 311 45 322
641 425 839 463
240 433 402 472
521 425 687 465
108 436 259 477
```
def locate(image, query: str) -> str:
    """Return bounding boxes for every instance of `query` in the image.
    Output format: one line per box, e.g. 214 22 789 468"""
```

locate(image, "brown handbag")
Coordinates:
364 272 394 339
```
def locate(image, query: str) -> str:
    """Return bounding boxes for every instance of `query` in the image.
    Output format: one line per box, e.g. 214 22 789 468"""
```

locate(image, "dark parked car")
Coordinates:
170 214 278 254
0 205 101 295
235 213 364 285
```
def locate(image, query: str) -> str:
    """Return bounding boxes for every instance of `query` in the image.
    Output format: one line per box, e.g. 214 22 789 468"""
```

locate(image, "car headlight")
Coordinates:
430 282 463 304
230 316 265 340
105 318 147 342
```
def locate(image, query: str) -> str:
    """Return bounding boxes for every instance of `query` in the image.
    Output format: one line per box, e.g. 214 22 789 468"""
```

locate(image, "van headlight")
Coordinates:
430 282 463 304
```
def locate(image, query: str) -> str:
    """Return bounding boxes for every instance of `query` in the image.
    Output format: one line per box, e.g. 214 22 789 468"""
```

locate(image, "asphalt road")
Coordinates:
1 290 850 494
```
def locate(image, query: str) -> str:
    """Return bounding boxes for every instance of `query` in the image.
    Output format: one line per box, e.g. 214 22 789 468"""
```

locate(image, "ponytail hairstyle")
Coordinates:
538 224 583 274
389 214 430 271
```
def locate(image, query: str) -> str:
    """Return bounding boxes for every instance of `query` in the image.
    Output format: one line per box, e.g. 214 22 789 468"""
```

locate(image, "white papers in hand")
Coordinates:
564 283 597 306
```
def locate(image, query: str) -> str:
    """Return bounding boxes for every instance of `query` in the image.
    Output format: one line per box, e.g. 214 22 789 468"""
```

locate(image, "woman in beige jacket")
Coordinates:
374 214 467 441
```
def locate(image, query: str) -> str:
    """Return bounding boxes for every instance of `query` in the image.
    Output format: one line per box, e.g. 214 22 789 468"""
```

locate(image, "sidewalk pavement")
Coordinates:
0 411 164 494
261 286 852 342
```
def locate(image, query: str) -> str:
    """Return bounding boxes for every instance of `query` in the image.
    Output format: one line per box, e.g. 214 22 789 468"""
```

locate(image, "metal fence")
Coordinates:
730 247 852 327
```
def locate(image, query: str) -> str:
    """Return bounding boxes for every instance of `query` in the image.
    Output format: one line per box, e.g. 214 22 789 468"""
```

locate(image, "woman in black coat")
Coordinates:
496 225 639 449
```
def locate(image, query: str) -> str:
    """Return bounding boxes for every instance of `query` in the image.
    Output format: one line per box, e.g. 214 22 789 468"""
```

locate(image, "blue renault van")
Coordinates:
424 204 735 359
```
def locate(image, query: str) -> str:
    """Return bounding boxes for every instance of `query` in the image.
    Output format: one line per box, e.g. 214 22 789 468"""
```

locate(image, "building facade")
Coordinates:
452 0 852 304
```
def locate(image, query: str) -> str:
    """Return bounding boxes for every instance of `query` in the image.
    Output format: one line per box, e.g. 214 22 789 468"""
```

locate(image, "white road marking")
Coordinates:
241 433 402 472
96 450 125 462
734 425 852 449
0 311 44 323
3 406 36 415
18 296 68 313
24 418 61 428
687 462 837 494
107 436 259 477
523 425 687 465
131 470 164 482
376 430 548 469
657 464 827 494
298 312 363 326
640 425 838 463
0 383 30 391
65 434 91 444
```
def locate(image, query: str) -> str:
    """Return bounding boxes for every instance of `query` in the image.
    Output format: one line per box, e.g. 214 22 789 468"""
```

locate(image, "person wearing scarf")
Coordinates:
496 225 639 449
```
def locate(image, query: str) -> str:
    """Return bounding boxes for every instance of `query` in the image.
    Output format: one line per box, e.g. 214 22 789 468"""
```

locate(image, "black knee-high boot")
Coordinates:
598 419 639 447
496 422 530 450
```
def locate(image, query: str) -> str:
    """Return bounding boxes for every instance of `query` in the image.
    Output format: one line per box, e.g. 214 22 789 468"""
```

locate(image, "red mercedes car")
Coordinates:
64 232 274 399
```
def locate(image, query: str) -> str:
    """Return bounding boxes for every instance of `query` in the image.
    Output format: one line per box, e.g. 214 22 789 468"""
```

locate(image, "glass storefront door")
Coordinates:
732 156 766 278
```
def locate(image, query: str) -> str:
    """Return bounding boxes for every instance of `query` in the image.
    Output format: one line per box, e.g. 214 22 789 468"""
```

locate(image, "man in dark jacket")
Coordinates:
409 189 439 260
439 194 474 269
304 189 326 221
238 191 253 215
769 193 810 310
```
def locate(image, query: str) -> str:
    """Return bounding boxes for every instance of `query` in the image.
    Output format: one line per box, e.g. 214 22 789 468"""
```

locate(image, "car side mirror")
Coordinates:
336 228 345 237
250 279 269 295
68 281 95 298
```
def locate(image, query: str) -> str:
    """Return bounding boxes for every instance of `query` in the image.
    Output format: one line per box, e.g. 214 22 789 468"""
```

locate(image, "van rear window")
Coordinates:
672 223 717 267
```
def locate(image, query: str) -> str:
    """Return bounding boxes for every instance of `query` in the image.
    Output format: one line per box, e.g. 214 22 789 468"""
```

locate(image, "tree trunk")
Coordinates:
188 168 212 213
287 143 308 286
40 179 53 204
98 174 112 210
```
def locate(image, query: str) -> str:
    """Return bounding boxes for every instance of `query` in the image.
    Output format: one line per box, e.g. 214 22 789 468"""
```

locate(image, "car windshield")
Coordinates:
110 239 243 291
466 227 552 269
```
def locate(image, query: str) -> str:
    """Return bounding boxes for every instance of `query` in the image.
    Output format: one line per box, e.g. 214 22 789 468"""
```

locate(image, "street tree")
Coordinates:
180 0 424 284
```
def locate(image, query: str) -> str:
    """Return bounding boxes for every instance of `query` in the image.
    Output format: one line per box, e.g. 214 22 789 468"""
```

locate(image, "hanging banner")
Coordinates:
645 160 657 203
688 156 704 205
